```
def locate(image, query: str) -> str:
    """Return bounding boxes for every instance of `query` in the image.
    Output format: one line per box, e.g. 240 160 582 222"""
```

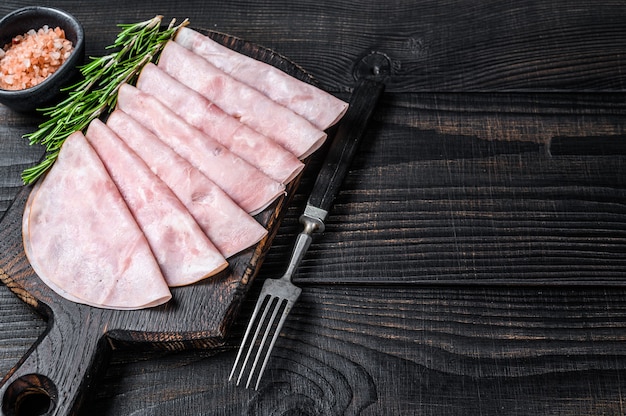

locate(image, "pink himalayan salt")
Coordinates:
0 25 74 90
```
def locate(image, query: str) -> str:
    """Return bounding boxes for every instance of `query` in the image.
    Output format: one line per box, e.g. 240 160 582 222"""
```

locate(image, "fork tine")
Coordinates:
231 277 303 389
251 298 296 390
229 293 270 382
245 296 284 388
237 301 272 386
230 294 271 384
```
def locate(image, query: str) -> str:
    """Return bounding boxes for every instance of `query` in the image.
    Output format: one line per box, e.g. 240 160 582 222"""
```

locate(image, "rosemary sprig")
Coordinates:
21 15 189 184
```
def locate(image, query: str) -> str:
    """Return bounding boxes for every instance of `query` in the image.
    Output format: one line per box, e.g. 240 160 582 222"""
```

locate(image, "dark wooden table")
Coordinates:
2 0 626 414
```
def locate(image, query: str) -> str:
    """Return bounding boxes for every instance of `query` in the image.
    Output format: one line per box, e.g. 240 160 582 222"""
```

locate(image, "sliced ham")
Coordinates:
158 40 327 159
23 131 172 309
85 119 228 287
136 63 304 184
175 27 348 130
116 83 285 215
106 109 268 259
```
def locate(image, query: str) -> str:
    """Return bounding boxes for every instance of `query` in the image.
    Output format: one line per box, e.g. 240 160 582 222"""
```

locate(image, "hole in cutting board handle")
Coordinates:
2 374 57 416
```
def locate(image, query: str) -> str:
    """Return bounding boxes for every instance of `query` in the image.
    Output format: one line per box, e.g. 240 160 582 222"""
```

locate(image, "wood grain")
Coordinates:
0 0 625 415
255 92 626 286
74 286 626 415
3 0 625 93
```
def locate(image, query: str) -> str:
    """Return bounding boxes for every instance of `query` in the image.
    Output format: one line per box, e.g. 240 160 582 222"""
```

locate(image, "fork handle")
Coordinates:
283 225 315 281
301 78 385 228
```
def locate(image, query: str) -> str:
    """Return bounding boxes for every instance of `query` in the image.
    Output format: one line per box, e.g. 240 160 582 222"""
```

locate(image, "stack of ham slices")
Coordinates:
22 27 348 310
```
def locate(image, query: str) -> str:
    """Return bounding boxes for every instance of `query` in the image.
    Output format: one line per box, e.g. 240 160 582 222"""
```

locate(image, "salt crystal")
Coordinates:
0 26 74 90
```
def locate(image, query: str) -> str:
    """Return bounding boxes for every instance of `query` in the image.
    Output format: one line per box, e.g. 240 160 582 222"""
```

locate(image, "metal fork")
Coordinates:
229 76 386 390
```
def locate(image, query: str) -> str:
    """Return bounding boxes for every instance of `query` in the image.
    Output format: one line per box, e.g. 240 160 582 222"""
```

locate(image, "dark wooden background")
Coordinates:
2 0 626 414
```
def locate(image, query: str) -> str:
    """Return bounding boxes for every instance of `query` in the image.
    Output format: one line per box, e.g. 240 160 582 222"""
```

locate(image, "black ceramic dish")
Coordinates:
0 6 84 112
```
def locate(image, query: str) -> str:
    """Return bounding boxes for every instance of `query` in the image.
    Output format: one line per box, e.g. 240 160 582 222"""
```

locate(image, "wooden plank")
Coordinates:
77 286 626 415
0 111 44 215
248 92 626 286
0 284 43 378
1 0 623 94
0 1 625 414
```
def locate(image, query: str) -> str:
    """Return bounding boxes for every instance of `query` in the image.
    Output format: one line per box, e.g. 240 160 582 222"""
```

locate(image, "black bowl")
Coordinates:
0 6 84 112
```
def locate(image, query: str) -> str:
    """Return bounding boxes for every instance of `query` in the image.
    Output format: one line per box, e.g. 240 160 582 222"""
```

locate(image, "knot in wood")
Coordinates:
353 51 392 82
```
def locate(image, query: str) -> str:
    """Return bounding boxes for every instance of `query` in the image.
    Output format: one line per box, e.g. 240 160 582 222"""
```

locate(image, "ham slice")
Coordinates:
23 131 172 309
136 63 304 184
106 109 268 259
158 40 327 159
116 83 285 215
175 27 348 130
85 119 228 287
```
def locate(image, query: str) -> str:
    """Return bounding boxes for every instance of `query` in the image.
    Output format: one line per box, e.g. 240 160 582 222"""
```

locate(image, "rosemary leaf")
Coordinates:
21 15 188 185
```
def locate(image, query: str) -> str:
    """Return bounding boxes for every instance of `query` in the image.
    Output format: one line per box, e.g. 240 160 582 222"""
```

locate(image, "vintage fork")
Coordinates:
229 76 386 390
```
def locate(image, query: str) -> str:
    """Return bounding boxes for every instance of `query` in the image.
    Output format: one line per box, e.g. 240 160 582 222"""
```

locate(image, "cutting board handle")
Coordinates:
0 306 109 416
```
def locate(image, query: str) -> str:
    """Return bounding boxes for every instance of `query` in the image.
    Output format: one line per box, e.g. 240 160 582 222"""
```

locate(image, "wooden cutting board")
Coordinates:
0 30 315 416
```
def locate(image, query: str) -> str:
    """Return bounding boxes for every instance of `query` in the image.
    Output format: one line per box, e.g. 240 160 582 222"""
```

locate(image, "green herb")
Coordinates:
21 15 189 184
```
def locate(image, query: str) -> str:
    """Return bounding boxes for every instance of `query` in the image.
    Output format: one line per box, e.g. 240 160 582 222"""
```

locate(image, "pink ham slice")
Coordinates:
136 63 304 184
106 109 268 259
23 131 172 309
116 83 285 215
85 119 228 287
175 27 348 130
158 40 327 159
